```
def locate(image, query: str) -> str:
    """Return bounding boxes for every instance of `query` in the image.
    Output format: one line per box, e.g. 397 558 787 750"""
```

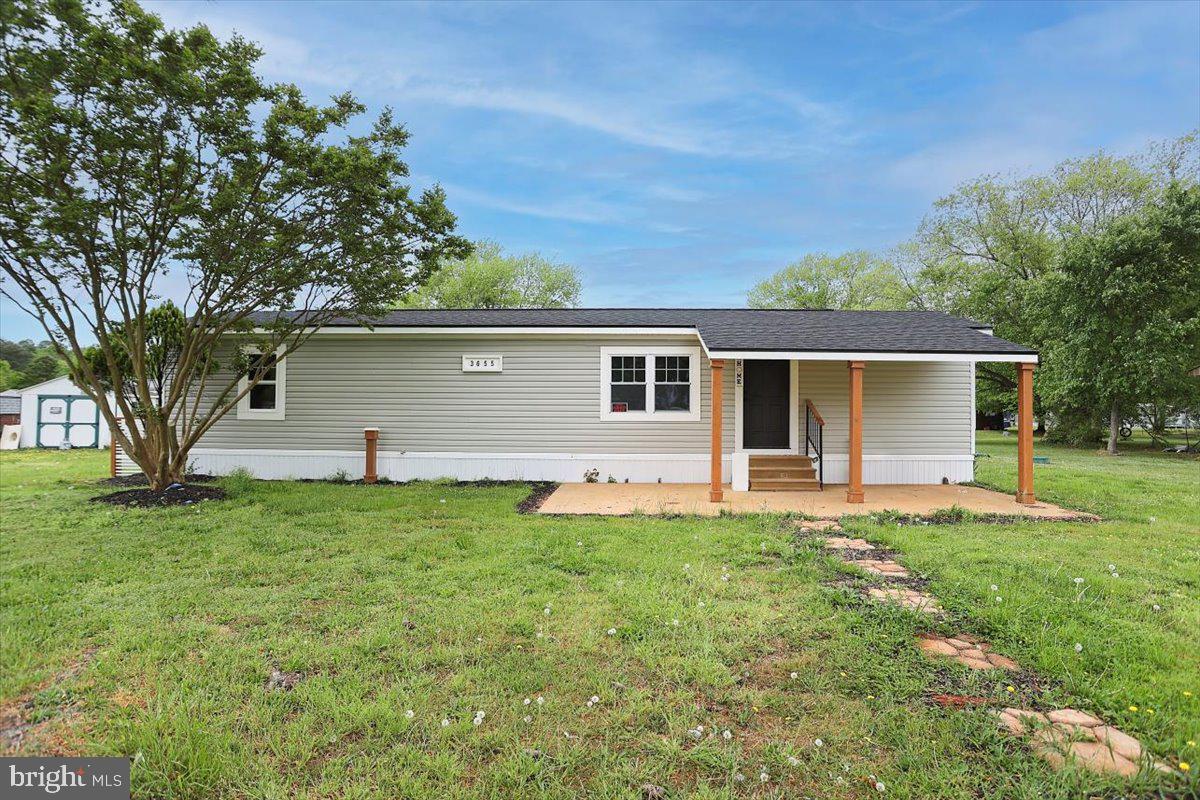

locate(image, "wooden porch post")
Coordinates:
710 359 724 502
846 361 865 503
1016 362 1036 505
363 427 379 484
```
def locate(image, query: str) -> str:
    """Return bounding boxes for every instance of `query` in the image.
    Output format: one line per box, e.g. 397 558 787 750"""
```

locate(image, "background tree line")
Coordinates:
0 338 68 391
748 134 1200 452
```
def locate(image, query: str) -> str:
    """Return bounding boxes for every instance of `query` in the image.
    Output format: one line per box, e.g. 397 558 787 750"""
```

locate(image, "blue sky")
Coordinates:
2 0 1198 340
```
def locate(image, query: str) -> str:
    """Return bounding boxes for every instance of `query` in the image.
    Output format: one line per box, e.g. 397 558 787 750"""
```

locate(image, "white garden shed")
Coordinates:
15 375 113 449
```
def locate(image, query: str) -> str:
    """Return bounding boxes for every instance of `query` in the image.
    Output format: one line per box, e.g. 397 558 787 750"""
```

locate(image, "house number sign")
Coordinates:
462 355 502 372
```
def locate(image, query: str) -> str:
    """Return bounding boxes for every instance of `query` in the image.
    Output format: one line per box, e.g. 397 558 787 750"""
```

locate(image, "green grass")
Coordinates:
1 438 1196 799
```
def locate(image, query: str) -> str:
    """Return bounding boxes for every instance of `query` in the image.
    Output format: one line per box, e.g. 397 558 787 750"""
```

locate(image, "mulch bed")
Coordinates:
98 473 218 487
91 484 226 508
517 482 558 514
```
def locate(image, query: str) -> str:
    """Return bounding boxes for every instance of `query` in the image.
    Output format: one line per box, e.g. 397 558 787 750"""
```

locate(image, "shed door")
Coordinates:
37 395 99 448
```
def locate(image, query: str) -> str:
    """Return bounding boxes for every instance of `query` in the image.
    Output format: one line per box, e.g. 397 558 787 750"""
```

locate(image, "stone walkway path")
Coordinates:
917 633 1019 670
803 519 1179 781
995 708 1174 777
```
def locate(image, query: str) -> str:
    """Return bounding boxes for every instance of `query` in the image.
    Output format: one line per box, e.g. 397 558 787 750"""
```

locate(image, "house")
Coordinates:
10 375 113 449
131 308 1039 505
0 390 20 427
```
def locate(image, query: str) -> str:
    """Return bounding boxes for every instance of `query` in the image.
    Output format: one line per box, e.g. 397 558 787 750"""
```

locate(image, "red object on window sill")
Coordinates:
611 402 628 412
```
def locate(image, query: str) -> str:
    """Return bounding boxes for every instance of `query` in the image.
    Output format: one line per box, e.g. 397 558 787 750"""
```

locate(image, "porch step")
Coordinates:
749 478 822 491
749 455 814 467
748 455 820 491
750 466 816 480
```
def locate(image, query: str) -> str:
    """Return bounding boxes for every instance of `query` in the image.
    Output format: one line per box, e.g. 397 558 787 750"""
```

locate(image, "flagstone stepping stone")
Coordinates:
855 559 910 578
823 536 875 551
916 633 1019 670
994 707 1175 777
867 586 943 614
799 520 842 532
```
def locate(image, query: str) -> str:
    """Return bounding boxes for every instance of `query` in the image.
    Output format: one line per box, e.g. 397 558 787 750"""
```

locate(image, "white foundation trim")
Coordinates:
184 448 971 486
187 448 732 483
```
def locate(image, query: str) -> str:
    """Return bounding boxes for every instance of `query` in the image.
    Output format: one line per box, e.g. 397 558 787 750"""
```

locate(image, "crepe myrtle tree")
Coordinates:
0 0 470 489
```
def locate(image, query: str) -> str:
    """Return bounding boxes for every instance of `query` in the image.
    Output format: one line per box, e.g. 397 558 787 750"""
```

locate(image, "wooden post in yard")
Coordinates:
363 427 379 484
1016 362 1036 505
709 359 724 502
846 361 865 503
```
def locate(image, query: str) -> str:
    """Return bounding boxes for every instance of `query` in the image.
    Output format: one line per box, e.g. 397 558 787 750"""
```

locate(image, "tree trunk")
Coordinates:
1107 403 1120 455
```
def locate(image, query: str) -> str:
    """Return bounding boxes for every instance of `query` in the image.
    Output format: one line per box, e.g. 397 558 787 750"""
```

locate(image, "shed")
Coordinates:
15 375 113 449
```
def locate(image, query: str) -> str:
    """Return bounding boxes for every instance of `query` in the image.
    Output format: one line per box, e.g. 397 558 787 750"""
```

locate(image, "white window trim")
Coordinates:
599 346 701 422
237 345 286 421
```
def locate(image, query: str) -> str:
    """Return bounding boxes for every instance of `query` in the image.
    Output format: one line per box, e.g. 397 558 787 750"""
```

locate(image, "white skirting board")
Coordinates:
185 449 733 484
732 453 974 490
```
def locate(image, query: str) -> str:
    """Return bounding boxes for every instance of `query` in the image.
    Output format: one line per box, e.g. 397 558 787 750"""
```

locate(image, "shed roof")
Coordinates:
248 308 1036 357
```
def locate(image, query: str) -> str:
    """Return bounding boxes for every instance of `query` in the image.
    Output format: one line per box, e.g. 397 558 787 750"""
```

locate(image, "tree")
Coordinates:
0 338 38 371
0 0 469 488
0 359 16 391
17 351 66 386
1034 184 1200 454
903 134 1199 435
747 251 905 310
406 241 581 309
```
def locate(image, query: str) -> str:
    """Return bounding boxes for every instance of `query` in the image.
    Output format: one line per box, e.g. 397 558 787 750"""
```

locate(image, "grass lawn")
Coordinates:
1 436 1196 799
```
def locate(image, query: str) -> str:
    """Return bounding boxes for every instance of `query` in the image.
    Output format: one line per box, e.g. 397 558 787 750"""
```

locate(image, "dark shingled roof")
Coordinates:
250 308 1035 355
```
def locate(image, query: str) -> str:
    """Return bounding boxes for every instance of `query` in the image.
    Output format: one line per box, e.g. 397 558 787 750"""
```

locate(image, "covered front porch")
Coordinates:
703 352 1038 506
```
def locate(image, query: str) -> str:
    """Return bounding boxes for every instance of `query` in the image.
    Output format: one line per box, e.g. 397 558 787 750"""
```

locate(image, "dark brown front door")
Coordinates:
744 360 790 449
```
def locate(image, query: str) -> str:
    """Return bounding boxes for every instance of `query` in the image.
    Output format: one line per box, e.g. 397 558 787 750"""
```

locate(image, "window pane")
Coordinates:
654 383 689 411
249 353 277 382
611 383 646 411
249 382 276 409
611 356 645 383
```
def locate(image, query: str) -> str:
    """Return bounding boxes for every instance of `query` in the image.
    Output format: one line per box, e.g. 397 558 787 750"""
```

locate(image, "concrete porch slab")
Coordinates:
537 483 1092 519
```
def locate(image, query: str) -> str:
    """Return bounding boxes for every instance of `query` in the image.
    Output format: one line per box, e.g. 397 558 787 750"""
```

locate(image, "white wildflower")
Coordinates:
523 698 532 706
544 606 551 616
722 729 732 740
1074 643 1083 652
787 756 800 766
1108 564 1116 571
405 709 414 719
1073 577 1084 585
990 584 998 591
523 715 531 723
759 772 769 783
734 773 745 783
590 695 599 703
607 628 616 636
536 696 544 706
672 619 680 626
1111 572 1119 578
875 780 886 792
441 718 450 727
472 717 483 726
813 738 823 748
790 671 798 679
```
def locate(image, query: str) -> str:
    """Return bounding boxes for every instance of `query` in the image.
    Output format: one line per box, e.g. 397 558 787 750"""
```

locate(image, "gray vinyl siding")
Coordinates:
199 335 736 454
794 360 973 456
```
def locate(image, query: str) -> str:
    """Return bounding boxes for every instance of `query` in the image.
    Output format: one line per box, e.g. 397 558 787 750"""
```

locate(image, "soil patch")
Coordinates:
91 485 226 508
517 482 559 514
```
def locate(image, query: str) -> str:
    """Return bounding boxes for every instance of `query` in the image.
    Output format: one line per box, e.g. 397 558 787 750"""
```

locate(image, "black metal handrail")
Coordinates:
804 399 824 488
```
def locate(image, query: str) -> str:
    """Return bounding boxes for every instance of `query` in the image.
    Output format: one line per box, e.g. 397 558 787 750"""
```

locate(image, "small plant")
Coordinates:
583 468 599 483
328 468 351 483
220 466 255 497
606 475 617 483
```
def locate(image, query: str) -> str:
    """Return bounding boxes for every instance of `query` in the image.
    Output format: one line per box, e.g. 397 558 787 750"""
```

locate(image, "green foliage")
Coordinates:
406 240 582 309
0 339 68 389
77 301 189 413
1035 184 1200 446
747 251 906 309
903 133 1199 428
0 0 468 487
